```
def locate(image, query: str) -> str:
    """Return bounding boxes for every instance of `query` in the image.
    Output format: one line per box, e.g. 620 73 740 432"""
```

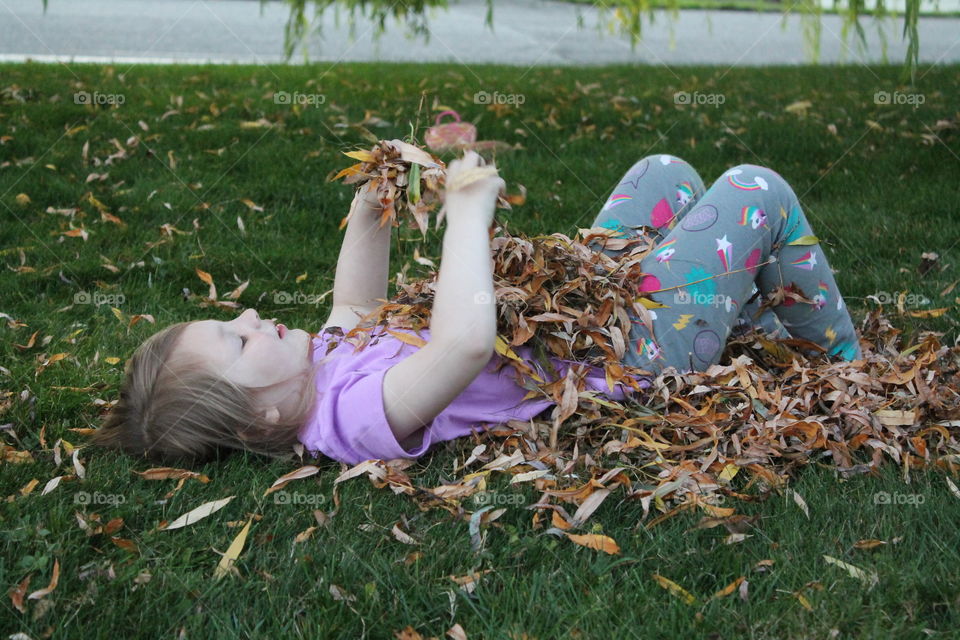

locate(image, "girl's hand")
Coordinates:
443 151 504 228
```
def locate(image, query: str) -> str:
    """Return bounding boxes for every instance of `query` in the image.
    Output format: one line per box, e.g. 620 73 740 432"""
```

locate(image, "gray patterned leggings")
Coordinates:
589 154 863 376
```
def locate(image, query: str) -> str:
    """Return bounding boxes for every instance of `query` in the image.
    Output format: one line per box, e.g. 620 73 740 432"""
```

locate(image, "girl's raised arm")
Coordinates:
380 151 504 444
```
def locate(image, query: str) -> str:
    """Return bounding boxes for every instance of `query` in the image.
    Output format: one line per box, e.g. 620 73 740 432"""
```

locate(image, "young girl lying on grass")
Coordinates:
92 150 863 466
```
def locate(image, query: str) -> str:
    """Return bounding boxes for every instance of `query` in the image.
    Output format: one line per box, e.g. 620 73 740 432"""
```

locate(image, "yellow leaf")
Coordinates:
853 539 887 550
240 198 263 212
20 478 39 496
699 502 735 518
385 329 427 349
330 163 366 182
494 335 543 383
213 516 253 579
111 307 125 322
295 272 308 283
196 268 214 286
133 467 210 482
787 235 819 246
15 193 31 206
718 463 739 483
710 576 745 600
565 532 620 555
906 307 949 318
494 335 521 362
295 526 318 544
343 149 377 163
758 335 795 362
86 192 109 213
652 573 698 605
636 296 669 309
104 357 121 365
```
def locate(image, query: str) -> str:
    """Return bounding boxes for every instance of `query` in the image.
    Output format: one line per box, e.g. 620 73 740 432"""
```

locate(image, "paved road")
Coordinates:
1 0 958 66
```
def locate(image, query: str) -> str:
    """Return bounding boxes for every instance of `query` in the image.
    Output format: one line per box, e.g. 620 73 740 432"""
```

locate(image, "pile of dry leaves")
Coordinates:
306 140 960 553
329 138 525 237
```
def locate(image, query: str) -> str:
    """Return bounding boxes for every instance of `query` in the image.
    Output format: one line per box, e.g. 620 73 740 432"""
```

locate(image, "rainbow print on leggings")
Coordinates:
789 250 818 270
726 168 769 191
655 238 677 263
602 193 633 211
729 174 762 190
638 337 664 361
716 235 733 272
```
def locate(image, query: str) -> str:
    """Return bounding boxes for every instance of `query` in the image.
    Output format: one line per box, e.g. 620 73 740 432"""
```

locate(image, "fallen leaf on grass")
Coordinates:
160 496 234 531
566 532 620 555
391 523 418 545
214 516 253 579
724 532 752 544
785 487 810 518
9 575 30 612
710 576 745 600
446 623 467 640
449 570 493 594
133 467 210 483
294 526 317 544
27 559 59 601
853 539 887 550
111 537 139 553
329 583 356 602
19 478 39 496
793 591 814 611
946 476 960 500
40 475 69 496
263 465 320 496
652 573 697 605
334 460 387 485
823 554 879 589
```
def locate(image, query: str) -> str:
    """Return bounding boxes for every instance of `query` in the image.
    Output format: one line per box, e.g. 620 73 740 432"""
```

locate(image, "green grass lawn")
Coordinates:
1 61 958 639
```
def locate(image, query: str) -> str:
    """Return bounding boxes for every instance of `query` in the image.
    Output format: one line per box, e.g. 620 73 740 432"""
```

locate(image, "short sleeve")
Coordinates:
307 366 436 465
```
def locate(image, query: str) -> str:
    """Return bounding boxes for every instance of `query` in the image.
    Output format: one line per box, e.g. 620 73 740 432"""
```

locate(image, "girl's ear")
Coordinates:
262 406 280 425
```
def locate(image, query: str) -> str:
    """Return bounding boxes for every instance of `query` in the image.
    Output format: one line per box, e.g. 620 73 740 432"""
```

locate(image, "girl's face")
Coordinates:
175 308 314 422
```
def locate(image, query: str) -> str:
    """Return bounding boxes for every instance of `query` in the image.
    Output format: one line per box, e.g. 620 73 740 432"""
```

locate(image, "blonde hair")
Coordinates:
91 320 322 464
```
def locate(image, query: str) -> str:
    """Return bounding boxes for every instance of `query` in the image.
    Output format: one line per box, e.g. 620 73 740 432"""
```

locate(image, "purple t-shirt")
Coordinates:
298 326 652 465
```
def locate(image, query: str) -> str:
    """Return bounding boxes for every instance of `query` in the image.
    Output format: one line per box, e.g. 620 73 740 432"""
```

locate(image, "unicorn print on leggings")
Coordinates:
812 280 830 311
738 205 768 230
654 237 678 263
676 181 695 209
589 155 864 373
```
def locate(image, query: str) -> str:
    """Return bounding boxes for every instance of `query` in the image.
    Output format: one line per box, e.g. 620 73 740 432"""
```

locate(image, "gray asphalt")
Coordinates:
1 0 958 66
